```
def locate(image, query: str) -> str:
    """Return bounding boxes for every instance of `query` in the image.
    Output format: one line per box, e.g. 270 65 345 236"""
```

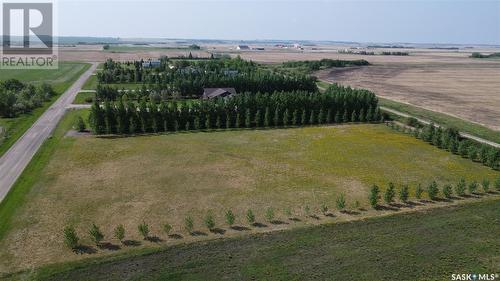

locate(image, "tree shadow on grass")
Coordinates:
98 242 120 251
190 231 208 236
209 228 226 235
289 217 302 222
433 198 453 203
252 222 268 228
74 245 97 254
270 220 288 225
231 226 251 231
375 205 399 211
146 236 163 243
168 234 183 239
309 215 321 220
407 201 424 207
340 210 361 215
419 199 435 204
389 203 406 209
122 240 141 247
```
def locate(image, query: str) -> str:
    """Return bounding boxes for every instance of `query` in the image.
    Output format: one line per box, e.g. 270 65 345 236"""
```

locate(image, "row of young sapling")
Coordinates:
62 194 355 252
63 177 500 253
369 177 500 209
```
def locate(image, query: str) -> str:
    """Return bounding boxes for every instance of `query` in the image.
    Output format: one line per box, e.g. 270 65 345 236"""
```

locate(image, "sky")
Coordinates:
56 0 500 45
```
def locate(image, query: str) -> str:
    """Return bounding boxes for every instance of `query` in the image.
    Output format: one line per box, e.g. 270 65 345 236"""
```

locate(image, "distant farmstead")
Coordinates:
142 60 161 68
202 88 237 99
236 45 250 50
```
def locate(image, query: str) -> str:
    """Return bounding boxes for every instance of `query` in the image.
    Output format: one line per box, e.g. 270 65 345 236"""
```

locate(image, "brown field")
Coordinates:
316 61 500 131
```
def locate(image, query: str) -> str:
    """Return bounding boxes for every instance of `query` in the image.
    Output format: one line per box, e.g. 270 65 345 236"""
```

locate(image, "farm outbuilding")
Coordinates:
142 60 161 68
202 88 237 99
236 45 250 50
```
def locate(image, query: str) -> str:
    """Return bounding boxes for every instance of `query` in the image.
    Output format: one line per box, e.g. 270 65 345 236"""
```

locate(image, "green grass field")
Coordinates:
81 74 97 90
0 62 91 157
0 62 88 93
0 108 498 275
9 199 500 281
72 92 94 104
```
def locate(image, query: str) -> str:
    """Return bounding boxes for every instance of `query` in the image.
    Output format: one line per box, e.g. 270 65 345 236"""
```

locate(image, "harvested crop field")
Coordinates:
316 61 500 131
0 109 498 274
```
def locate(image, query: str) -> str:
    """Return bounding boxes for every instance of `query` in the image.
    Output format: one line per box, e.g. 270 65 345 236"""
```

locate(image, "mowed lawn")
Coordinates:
0 117 498 274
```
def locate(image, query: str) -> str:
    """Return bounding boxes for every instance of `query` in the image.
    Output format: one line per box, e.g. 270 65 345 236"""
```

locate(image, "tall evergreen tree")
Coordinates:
342 109 349 123
335 110 341 123
326 109 332 124
205 113 211 130
254 109 262 127
104 100 116 134
215 115 221 129
309 109 316 125
128 102 139 134
264 107 270 127
350 110 357 123
116 99 128 134
292 109 298 126
138 99 149 133
301 109 307 125
235 112 241 128
225 111 232 129
366 106 373 122
273 108 280 127
283 109 289 127
318 108 325 124
359 108 366 122
245 109 252 128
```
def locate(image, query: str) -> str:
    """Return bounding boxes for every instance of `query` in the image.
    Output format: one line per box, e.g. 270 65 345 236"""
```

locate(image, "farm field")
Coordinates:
104 45 202 53
15 199 500 281
316 61 500 132
0 62 91 156
0 109 498 275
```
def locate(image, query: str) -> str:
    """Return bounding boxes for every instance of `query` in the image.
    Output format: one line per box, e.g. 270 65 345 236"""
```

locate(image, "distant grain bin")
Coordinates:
236 45 250 50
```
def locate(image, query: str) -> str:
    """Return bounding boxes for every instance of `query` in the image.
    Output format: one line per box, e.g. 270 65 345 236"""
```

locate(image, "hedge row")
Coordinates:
89 87 380 135
388 122 500 170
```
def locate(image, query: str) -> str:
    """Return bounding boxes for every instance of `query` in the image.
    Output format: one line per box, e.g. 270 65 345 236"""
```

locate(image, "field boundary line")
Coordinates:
381 106 500 148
